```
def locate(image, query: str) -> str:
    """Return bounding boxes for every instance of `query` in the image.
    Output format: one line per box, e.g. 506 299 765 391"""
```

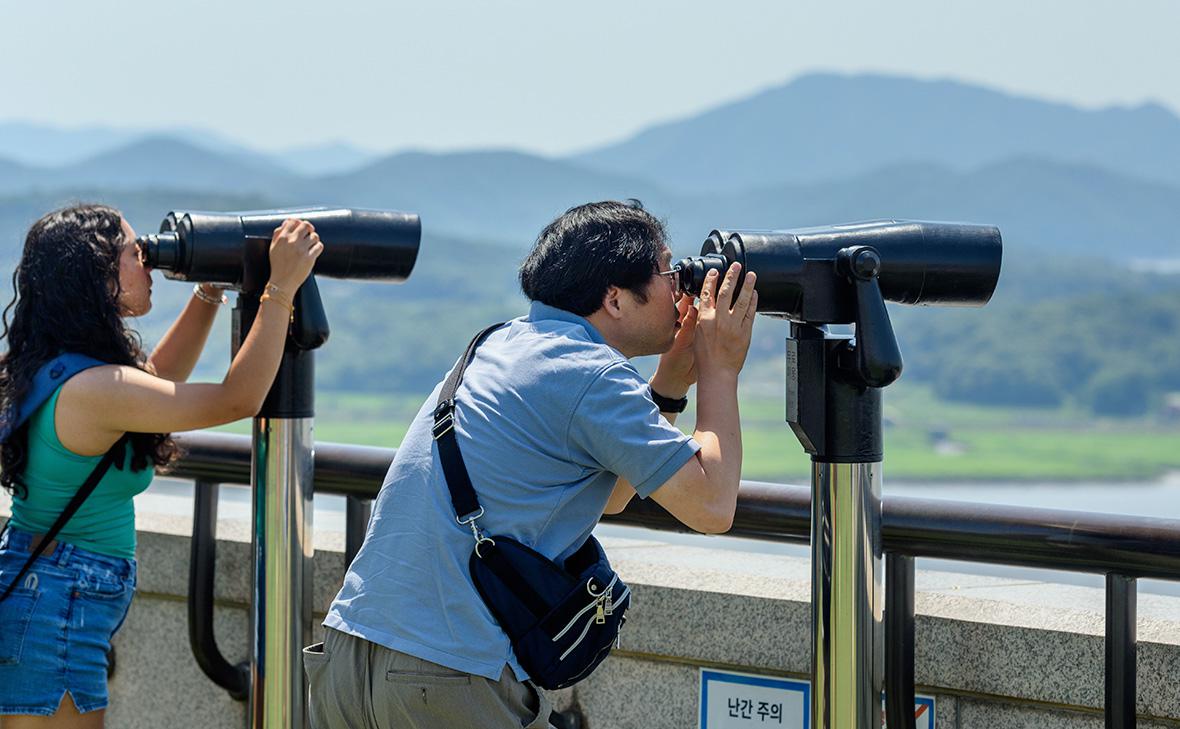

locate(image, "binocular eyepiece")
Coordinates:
136 207 422 292
672 220 1003 323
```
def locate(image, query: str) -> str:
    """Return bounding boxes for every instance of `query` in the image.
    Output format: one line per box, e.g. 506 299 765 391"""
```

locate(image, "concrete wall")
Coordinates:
6 504 1180 728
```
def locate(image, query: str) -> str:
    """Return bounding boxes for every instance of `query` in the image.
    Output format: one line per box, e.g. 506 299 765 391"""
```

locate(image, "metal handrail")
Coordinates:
188 478 249 700
170 431 1180 728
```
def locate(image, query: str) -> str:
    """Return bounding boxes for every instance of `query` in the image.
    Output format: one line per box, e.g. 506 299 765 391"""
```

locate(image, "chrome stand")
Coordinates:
788 315 898 729
235 280 327 729
811 462 883 729
250 417 315 729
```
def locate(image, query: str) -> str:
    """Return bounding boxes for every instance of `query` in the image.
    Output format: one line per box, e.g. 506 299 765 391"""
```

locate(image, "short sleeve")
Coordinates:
567 362 700 499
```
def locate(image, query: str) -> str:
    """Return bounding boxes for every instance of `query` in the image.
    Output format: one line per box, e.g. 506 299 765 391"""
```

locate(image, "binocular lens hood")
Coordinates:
674 219 1002 323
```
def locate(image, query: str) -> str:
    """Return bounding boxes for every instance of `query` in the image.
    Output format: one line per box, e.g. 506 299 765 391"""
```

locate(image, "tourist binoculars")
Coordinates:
136 207 421 292
673 219 1002 323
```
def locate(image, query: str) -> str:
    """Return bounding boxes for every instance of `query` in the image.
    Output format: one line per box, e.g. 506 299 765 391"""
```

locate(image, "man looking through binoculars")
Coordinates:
306 200 757 728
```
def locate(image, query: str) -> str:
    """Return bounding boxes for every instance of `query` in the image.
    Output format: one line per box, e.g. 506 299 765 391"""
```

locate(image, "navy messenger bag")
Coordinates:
433 323 631 690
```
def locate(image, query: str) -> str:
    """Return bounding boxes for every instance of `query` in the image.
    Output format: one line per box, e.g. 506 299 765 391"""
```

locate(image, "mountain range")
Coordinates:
2 72 1179 263
575 73 1180 193
1 72 1178 405
0 121 376 175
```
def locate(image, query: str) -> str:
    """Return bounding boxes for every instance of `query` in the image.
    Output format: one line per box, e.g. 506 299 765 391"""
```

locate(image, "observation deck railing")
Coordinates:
169 431 1180 729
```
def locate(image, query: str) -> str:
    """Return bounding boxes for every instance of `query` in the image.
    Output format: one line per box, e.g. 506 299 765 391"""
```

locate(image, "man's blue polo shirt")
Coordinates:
324 302 700 680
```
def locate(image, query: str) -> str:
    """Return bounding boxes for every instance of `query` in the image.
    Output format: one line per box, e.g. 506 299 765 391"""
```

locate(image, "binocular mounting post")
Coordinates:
233 276 330 729
788 246 901 729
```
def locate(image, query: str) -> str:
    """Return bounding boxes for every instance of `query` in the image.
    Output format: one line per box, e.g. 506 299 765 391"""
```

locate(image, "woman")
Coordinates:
0 204 322 727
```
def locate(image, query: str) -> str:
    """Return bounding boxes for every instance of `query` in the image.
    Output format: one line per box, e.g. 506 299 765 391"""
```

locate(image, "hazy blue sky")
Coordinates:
2 0 1177 155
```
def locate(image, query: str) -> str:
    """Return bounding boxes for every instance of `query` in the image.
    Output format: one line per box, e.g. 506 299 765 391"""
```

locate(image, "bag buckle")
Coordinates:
432 414 455 439
457 508 496 558
433 400 456 440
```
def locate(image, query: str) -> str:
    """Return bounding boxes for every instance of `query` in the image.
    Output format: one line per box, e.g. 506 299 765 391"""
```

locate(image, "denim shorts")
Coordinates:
0 526 137 716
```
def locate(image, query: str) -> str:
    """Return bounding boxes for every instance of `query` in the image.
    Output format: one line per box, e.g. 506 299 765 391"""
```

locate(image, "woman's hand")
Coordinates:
692 263 757 379
268 219 324 291
652 295 700 398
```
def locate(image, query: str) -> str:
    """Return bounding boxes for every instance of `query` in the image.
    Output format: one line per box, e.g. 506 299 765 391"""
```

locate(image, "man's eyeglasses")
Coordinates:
657 266 681 293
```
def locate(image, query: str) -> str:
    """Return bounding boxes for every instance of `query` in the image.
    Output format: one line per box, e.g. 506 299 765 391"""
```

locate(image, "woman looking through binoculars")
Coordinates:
0 204 322 727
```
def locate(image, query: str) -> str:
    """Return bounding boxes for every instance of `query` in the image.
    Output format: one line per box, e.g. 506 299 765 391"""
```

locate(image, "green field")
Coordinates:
217 383 1180 483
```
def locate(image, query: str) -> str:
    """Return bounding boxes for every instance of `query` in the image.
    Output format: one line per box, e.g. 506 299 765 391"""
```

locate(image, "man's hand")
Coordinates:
692 263 757 378
647 263 757 534
652 295 699 398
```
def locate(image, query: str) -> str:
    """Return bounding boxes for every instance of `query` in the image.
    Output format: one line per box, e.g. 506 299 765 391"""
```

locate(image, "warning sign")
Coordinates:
699 669 935 729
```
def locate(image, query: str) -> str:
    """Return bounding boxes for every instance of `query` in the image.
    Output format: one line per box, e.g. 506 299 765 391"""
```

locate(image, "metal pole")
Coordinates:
884 553 916 729
344 495 372 570
811 461 883 729
1105 573 1137 729
789 323 887 729
250 417 315 729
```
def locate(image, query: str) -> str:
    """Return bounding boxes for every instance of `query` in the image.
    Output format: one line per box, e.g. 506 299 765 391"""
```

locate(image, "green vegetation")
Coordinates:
6 192 1178 483
731 381 1180 482
892 288 1180 418
215 382 1180 483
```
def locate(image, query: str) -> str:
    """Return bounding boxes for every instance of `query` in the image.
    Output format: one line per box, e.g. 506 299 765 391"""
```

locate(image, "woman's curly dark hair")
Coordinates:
0 204 178 497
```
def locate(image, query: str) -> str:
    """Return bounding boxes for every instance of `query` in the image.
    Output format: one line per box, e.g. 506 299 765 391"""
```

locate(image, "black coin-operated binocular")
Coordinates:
138 207 421 728
138 207 420 287
673 219 1002 389
137 207 421 355
673 219 1002 729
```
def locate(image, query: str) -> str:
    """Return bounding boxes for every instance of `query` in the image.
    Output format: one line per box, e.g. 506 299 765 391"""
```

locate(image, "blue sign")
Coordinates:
700 669 809 728
699 668 935 729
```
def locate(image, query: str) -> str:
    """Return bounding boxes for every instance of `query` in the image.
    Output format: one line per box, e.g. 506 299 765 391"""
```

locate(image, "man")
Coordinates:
306 200 757 728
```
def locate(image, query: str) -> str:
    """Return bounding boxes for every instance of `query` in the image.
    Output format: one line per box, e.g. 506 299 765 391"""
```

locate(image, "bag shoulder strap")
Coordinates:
432 322 506 521
0 354 121 604
0 353 108 443
0 434 128 603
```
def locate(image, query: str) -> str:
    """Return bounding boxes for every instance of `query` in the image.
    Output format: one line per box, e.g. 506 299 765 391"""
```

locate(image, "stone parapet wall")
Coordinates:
4 508 1180 728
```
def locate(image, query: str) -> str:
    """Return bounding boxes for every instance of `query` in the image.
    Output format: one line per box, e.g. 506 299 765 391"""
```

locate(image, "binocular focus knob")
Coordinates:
838 246 883 281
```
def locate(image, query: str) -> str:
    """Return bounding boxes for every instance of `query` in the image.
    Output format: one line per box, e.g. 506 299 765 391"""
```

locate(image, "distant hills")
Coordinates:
2 72 1179 264
0 121 378 176
575 73 1180 193
1 73 1178 411
287 150 671 245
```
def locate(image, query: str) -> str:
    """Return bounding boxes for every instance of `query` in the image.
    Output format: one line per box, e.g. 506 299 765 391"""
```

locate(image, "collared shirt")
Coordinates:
324 302 700 680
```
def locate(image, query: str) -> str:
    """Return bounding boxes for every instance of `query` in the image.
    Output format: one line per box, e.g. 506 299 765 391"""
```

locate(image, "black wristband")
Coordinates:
650 386 689 413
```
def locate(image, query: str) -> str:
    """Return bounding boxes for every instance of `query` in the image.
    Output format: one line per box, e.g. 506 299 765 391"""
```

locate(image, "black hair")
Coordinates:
0 204 178 497
519 200 668 316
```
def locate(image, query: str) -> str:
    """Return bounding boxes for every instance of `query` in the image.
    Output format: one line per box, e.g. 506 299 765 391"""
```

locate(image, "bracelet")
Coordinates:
192 283 228 306
650 386 689 413
259 291 295 322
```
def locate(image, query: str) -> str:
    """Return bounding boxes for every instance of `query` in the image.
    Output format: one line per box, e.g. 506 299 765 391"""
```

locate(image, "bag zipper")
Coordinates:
553 585 631 662
551 575 620 641
556 585 632 660
558 613 597 661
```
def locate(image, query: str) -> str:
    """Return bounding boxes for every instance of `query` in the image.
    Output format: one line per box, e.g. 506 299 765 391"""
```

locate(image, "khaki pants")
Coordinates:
304 628 553 729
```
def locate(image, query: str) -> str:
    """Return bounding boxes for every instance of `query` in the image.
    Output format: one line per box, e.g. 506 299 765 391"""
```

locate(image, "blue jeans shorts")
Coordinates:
0 526 137 716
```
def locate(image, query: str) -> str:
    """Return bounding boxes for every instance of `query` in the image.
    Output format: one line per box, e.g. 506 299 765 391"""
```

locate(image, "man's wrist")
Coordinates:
695 369 740 396
650 373 689 401
650 386 689 413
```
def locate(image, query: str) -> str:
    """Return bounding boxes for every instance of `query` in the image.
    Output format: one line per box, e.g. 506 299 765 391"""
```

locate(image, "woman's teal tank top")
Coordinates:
8 385 153 559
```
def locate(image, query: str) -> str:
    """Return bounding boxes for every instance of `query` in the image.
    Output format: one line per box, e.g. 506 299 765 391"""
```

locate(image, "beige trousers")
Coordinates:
304 628 553 729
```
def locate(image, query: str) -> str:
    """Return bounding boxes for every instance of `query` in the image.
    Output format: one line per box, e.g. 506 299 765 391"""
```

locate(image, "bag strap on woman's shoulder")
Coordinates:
0 353 108 443
0 434 129 603
0 353 121 604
